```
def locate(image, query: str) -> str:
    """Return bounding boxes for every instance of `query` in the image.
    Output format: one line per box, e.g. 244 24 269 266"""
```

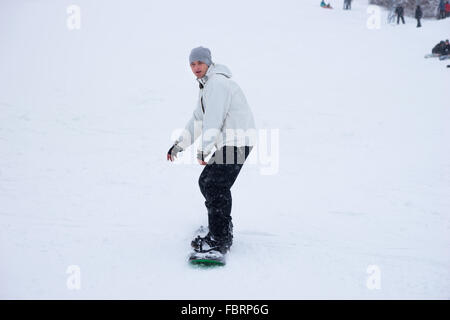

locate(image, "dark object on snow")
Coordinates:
439 41 450 59
343 0 352 10
415 6 423 27
395 5 405 24
432 41 447 55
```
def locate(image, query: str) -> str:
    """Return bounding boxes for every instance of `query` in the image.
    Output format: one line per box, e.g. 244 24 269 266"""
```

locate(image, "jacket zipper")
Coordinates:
199 80 205 114
201 96 205 114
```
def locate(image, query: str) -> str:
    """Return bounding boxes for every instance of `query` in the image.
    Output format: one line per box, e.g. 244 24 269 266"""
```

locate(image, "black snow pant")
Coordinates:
397 15 405 24
198 145 253 247
416 18 421 27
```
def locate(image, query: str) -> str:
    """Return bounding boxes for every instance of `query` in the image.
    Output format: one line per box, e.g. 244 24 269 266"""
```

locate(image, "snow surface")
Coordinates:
0 0 449 299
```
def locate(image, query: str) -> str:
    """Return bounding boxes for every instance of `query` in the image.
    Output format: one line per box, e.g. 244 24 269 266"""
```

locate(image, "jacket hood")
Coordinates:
197 63 232 87
206 63 232 79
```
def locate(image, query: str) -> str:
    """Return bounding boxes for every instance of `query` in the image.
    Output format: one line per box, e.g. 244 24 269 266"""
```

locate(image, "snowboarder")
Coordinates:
167 46 256 256
395 5 405 24
415 5 423 28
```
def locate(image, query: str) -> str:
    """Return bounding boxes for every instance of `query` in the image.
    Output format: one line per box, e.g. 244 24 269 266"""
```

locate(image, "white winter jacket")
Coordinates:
175 63 256 158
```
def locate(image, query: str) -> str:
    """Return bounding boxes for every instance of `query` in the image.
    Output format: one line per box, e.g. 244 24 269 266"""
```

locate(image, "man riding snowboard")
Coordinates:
167 46 256 256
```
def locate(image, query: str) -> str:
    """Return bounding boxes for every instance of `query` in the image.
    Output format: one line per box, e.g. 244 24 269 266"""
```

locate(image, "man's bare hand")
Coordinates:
198 159 207 165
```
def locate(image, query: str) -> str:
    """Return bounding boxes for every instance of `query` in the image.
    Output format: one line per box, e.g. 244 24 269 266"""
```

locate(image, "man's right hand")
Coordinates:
167 144 183 161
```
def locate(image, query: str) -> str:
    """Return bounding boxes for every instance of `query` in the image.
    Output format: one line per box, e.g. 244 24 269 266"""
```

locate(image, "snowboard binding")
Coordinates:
188 228 229 267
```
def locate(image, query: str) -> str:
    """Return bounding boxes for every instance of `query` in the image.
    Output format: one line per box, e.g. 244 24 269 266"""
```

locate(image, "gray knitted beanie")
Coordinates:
189 46 212 66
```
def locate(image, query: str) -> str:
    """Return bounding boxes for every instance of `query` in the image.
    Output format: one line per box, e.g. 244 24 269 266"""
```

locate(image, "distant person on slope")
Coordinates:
320 0 332 9
415 5 423 28
444 39 450 55
432 41 447 56
343 0 352 10
446 1 450 17
395 5 405 24
167 46 256 255
439 0 446 19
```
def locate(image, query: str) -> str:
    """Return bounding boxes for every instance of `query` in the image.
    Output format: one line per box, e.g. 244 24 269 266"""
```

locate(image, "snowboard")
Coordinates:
439 55 450 61
189 250 226 267
188 225 226 267
424 53 441 58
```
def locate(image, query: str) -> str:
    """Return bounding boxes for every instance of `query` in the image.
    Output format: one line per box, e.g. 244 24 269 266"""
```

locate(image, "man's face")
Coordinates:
190 61 209 79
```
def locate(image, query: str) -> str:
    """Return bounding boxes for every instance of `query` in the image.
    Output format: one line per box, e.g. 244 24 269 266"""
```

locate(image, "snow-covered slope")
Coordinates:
0 0 449 299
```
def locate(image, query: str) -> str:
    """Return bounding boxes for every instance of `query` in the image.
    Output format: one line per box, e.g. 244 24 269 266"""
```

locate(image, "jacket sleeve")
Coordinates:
199 79 231 158
175 103 203 150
